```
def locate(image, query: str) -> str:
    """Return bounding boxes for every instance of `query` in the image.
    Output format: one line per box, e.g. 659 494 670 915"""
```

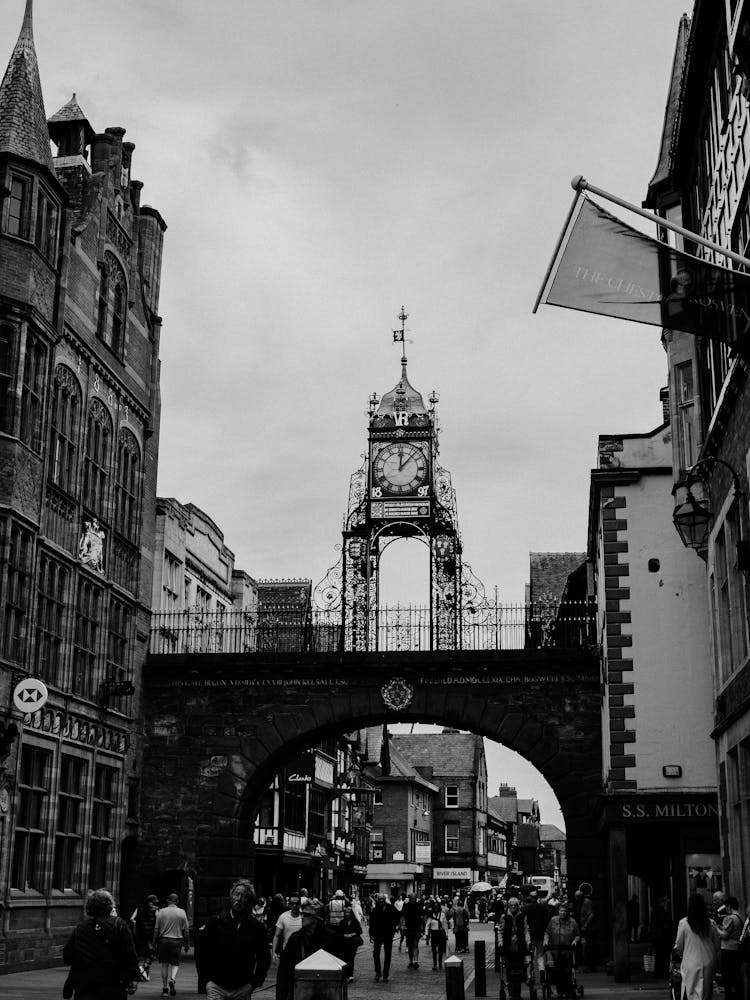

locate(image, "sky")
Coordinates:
2 0 693 830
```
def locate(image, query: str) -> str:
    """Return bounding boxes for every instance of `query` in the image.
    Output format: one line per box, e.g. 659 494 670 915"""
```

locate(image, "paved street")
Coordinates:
0 922 672 1000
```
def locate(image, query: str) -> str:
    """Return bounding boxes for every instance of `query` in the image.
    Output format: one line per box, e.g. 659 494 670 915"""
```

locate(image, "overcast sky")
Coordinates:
4 0 691 830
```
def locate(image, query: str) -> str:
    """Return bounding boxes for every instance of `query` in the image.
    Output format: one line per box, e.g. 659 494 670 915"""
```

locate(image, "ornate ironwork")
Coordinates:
381 677 414 711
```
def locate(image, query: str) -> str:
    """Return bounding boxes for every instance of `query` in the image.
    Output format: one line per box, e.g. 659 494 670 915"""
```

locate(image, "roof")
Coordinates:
528 553 586 604
488 794 517 824
647 13 691 195
539 824 566 842
48 92 95 146
0 0 54 170
363 742 439 793
515 823 540 848
390 733 484 778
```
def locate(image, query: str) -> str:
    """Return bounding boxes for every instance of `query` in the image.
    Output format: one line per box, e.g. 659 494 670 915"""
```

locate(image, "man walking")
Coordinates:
153 892 190 996
402 893 424 969
196 879 271 1000
276 899 341 1000
369 893 400 983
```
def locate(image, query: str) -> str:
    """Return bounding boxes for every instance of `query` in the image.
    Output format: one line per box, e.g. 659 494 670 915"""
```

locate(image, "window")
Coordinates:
36 555 69 687
49 366 81 493
72 578 102 699
19 334 45 452
675 362 697 474
712 506 748 683
445 822 459 853
34 188 58 262
162 552 181 612
98 253 126 357
53 756 86 891
0 324 17 433
114 430 140 541
4 522 33 664
195 585 211 613
373 788 383 806
12 746 51 891
6 174 29 238
283 778 305 832
82 399 111 520
370 829 384 861
90 764 117 887
445 785 459 808
107 598 132 692
309 788 327 838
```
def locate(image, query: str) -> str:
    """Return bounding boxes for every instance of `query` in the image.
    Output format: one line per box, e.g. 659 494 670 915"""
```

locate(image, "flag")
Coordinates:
535 193 750 359
380 723 391 776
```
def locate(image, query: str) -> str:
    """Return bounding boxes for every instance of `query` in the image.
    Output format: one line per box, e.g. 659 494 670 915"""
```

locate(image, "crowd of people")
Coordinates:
59 880 750 1000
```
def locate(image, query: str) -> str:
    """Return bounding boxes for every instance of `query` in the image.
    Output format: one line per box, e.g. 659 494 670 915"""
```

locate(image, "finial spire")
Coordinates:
392 306 408 374
23 0 34 35
0 0 54 170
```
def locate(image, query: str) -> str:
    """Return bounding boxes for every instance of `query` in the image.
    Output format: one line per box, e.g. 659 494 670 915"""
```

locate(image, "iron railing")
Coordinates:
148 601 597 655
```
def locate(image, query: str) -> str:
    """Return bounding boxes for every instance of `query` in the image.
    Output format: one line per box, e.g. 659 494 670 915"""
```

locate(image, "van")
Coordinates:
528 876 556 896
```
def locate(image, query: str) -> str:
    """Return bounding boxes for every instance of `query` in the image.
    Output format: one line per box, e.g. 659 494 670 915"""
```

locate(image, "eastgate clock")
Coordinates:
373 442 427 494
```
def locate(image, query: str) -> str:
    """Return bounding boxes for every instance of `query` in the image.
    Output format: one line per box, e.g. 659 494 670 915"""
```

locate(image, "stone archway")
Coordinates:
139 647 602 919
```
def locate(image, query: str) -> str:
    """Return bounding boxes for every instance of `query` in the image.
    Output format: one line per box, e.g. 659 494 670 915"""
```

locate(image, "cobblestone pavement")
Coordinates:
0 921 674 999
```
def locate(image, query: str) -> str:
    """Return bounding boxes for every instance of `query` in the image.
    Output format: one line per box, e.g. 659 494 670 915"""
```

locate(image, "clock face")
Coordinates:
373 442 428 494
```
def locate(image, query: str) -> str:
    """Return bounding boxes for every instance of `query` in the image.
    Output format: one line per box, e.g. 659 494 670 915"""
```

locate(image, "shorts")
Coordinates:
158 938 183 965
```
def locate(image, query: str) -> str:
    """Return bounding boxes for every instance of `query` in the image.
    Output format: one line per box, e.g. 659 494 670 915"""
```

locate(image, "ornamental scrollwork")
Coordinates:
381 677 414 711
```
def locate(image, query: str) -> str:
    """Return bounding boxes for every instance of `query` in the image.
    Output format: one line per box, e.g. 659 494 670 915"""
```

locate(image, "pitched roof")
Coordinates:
390 733 484 778
488 794 518 824
648 13 691 193
363 742 439 792
0 0 54 170
48 92 95 147
539 823 566 842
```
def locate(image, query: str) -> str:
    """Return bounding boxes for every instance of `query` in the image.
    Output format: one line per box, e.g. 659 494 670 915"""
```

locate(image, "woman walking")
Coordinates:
425 902 449 970
673 892 721 1000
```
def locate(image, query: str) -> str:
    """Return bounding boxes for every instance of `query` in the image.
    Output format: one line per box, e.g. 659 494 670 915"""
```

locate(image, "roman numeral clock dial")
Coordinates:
373 442 427 494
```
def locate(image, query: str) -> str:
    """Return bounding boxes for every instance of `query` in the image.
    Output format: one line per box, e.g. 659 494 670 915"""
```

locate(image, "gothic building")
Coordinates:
0 1 165 968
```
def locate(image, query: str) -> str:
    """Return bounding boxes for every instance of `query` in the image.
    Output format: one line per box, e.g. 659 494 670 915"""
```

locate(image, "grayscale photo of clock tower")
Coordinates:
314 309 486 651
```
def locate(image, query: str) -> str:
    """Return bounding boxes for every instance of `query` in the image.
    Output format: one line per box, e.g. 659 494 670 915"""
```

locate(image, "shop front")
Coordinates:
432 866 474 898
598 791 720 981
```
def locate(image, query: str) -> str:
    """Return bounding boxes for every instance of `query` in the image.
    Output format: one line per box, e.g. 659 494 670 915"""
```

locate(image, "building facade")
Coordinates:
588 418 718 979
0 2 165 969
645 0 750 909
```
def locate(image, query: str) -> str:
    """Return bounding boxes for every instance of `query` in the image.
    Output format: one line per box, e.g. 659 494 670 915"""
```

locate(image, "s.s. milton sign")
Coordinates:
603 794 718 824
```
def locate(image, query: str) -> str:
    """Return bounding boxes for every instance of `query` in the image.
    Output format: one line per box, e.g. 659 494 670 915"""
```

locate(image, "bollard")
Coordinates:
294 947 348 1000
474 939 486 997
494 925 501 971
445 953 464 1000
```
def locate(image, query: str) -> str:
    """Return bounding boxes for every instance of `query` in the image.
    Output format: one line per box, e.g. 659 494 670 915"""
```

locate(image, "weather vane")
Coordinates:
392 306 408 368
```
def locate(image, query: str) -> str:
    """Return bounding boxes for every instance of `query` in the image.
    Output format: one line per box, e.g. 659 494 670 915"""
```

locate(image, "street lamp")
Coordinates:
672 457 750 568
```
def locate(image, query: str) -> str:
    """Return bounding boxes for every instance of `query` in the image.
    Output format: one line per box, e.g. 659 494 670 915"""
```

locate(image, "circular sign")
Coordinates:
13 678 49 714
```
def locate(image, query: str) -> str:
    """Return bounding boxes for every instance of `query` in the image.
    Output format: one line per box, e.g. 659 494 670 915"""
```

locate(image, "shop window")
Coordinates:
49 366 81 494
283 778 305 833
36 555 69 687
53 756 86 891
12 746 52 891
89 764 117 887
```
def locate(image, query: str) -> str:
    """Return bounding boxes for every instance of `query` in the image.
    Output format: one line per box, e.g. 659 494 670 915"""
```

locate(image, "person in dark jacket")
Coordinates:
369 893 401 982
63 888 140 1000
334 904 364 981
499 897 531 1000
276 899 342 1000
130 894 159 980
196 879 271 1000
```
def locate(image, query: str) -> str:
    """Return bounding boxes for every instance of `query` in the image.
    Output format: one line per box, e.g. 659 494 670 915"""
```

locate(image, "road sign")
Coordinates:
13 678 49 714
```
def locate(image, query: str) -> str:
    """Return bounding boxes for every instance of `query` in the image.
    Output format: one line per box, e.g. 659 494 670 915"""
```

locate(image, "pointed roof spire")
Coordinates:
374 307 429 421
48 92 95 151
0 0 54 170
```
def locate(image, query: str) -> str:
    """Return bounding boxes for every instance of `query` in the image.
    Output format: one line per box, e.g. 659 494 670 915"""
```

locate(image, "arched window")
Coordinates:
19 333 46 452
114 429 141 542
49 365 81 493
82 399 112 521
98 253 126 358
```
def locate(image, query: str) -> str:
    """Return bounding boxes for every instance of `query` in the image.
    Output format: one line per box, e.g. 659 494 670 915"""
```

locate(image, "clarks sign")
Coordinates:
603 795 718 824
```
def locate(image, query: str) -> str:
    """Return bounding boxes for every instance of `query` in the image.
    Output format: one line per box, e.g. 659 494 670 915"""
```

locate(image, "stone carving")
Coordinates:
381 677 414 711
79 518 105 573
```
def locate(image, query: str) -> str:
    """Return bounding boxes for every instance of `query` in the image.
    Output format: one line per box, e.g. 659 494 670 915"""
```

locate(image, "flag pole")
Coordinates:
532 189 584 314
573 175 750 272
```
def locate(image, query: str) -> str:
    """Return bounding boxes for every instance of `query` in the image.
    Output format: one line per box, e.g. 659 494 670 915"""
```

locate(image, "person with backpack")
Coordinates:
719 895 744 1000
130 894 159 981
63 888 140 999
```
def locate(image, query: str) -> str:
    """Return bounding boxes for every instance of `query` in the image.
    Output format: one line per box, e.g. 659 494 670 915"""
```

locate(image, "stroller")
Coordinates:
668 955 682 1000
543 944 583 999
